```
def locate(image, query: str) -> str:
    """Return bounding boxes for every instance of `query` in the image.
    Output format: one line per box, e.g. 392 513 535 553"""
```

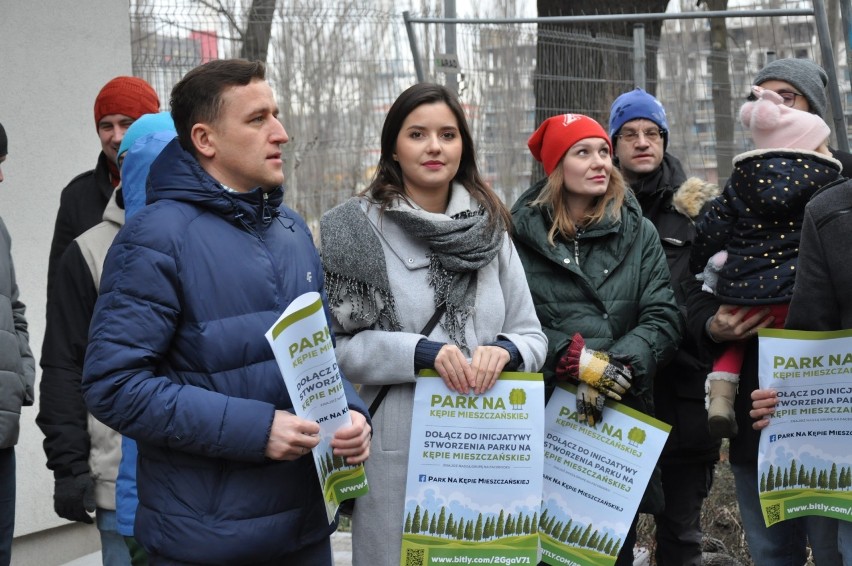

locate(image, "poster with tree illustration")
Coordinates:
540 383 670 566
757 329 852 526
402 371 544 566
266 292 369 523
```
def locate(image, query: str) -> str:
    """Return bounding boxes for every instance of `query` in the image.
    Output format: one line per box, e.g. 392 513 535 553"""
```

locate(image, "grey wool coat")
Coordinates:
320 186 548 566
0 217 35 449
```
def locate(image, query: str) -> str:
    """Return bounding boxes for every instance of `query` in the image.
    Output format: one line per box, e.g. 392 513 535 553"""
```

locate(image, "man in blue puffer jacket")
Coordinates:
81 59 372 566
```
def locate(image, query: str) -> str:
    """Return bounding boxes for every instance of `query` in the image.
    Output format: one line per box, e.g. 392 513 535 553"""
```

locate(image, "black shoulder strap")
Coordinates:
367 305 445 416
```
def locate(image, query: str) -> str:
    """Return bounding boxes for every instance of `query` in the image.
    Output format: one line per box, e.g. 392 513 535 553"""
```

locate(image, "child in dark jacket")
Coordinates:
691 85 842 439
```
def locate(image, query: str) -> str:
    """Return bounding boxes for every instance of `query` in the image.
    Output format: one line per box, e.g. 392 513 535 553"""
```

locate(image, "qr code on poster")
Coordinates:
766 503 782 525
405 548 425 566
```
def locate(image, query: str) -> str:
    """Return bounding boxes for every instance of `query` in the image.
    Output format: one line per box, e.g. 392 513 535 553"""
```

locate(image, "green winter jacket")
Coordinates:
511 179 682 417
512 180 682 514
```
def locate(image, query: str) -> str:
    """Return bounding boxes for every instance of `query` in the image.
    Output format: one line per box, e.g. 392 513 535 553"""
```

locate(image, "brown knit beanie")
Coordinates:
93 77 160 127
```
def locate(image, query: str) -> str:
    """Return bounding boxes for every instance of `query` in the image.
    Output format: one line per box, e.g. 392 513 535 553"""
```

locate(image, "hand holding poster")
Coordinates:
757 328 852 526
540 384 670 566
265 291 369 523
402 371 544 566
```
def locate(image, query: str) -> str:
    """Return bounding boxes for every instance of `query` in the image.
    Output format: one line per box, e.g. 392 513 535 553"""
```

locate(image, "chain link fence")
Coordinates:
130 0 849 222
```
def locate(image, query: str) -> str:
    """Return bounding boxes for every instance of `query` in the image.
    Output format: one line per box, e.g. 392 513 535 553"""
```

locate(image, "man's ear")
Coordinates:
191 123 216 159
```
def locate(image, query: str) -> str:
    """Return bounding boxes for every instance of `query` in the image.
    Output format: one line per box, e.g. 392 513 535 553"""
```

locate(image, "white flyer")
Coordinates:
265 291 369 523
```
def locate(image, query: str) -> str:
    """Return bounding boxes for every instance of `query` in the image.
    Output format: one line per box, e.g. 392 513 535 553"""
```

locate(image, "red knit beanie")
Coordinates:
93 76 160 127
528 114 612 175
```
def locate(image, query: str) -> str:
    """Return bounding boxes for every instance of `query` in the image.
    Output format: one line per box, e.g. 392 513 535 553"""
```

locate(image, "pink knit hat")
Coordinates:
739 86 829 151
528 114 611 175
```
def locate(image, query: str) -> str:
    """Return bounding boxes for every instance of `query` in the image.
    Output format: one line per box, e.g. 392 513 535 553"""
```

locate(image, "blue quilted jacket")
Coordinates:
82 138 367 564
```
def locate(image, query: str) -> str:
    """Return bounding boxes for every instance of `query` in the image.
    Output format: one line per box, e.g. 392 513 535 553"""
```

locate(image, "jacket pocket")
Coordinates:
0 369 24 414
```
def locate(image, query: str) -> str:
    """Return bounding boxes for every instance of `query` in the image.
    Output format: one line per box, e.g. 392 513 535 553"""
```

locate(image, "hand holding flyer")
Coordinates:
265 291 369 522
402 371 544 566
541 384 669 566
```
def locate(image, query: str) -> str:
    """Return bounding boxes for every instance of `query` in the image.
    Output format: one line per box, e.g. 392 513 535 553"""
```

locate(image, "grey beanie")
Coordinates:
0 122 6 157
753 58 828 119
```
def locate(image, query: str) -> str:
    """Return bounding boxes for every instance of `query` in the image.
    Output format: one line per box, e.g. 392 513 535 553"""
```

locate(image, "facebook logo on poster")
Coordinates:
769 434 777 442
419 474 427 482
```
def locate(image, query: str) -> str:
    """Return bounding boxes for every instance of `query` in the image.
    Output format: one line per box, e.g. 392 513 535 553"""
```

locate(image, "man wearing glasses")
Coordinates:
751 57 852 172
608 88 721 566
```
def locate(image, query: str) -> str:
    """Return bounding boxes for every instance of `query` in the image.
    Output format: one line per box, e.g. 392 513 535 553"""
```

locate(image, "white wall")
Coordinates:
0 1 132 562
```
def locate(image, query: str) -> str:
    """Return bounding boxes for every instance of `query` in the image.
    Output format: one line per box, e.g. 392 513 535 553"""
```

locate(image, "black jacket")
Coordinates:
630 154 721 465
39 151 115 479
46 151 114 304
686 283 763 466
830 146 852 176
37 192 123 482
787 177 852 331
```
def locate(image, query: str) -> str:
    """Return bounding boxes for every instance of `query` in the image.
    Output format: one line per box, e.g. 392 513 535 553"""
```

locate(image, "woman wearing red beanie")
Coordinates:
511 113 682 566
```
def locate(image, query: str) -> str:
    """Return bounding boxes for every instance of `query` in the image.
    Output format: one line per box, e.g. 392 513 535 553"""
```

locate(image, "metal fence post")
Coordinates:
445 0 458 93
633 24 646 89
842 1 852 76
840 0 852 132
813 0 850 151
403 11 426 83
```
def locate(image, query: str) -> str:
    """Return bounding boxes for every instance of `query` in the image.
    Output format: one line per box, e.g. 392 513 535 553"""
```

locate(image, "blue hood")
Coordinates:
121 130 177 219
147 138 285 230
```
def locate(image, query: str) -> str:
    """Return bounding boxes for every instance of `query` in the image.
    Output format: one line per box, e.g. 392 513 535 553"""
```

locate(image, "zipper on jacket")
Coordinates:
260 192 273 226
233 210 262 241
225 191 266 242
573 229 584 266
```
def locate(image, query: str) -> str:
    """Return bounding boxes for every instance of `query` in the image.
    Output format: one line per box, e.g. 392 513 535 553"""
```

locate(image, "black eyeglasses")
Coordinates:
615 129 666 143
747 89 804 107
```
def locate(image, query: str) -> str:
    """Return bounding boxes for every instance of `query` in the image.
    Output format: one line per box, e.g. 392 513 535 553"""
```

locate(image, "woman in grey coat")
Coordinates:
0 122 36 566
320 84 547 566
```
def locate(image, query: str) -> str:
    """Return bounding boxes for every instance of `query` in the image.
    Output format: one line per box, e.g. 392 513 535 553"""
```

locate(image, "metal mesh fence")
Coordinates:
131 0 417 225
129 0 848 221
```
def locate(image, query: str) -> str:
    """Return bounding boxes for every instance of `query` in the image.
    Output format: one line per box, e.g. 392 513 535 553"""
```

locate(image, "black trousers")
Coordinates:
0 447 13 566
653 461 715 566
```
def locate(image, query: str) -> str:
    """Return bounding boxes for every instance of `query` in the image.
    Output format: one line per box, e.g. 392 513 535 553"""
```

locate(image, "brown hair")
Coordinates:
532 159 626 245
170 59 266 156
363 83 511 232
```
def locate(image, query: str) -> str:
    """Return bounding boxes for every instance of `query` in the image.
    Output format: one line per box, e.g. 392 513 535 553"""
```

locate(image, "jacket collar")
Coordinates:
627 152 687 200
511 179 641 259
733 147 843 171
147 138 284 227
94 151 117 200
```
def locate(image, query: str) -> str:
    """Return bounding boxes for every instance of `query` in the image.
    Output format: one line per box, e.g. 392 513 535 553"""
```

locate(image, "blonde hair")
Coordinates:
531 161 626 246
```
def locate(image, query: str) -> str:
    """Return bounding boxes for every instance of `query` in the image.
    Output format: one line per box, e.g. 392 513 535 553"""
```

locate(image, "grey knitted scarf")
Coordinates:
321 196 504 352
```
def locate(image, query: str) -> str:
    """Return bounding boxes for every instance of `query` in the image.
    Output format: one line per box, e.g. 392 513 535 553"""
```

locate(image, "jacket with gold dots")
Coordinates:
690 148 842 304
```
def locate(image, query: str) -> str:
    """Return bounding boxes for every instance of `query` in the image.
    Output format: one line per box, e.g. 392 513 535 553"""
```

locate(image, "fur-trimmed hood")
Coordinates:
671 177 720 220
